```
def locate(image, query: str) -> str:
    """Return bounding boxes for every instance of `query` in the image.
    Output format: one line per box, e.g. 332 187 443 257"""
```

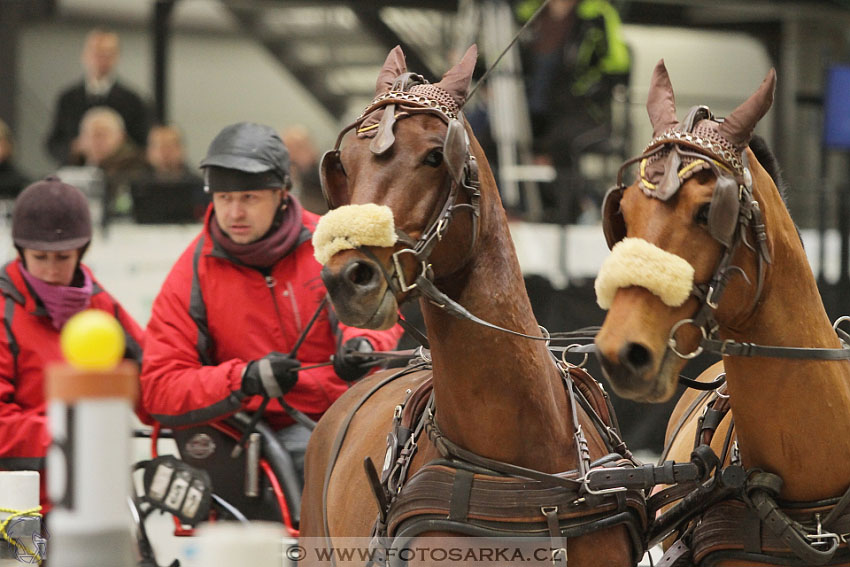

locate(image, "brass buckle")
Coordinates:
391 248 427 293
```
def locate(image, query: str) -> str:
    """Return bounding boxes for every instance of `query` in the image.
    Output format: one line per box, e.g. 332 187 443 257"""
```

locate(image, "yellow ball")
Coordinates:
60 309 125 370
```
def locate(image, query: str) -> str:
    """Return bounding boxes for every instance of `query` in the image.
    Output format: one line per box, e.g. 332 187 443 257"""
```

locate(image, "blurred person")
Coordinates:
76 106 147 221
0 177 148 511
518 0 630 222
281 125 326 214
140 122 403 489
45 28 150 165
145 124 198 180
0 118 30 200
132 124 207 222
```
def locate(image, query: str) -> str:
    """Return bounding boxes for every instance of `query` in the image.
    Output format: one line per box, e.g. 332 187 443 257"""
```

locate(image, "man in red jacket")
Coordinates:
140 122 403 490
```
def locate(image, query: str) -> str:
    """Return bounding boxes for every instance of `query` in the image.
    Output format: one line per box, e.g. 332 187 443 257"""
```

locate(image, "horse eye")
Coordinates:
694 203 711 225
423 149 443 167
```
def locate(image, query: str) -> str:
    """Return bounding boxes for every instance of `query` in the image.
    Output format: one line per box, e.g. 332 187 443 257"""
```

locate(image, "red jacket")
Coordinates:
140 205 403 430
0 259 146 509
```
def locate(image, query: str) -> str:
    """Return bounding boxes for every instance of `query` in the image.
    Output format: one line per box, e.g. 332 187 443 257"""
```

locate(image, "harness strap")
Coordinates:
744 472 841 565
189 235 213 366
658 539 691 566
702 338 850 360
3 294 18 378
321 363 431 567
424 407 583 490
542 506 568 567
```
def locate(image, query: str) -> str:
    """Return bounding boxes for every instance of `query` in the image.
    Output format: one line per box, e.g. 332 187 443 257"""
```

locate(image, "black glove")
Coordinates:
241 352 300 397
333 337 376 382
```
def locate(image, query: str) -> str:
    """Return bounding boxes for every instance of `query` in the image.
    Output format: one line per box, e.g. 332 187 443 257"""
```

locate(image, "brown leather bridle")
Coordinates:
601 106 850 364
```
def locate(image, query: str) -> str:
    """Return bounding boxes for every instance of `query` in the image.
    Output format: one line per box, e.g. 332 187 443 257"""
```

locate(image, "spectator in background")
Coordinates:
517 0 630 222
131 124 207 222
0 119 30 200
281 125 326 215
76 106 147 222
145 125 198 181
45 28 150 165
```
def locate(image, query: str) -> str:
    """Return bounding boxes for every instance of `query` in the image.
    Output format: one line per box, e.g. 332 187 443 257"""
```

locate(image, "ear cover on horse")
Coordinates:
434 44 478 108
718 68 777 148
647 59 678 138
375 45 408 95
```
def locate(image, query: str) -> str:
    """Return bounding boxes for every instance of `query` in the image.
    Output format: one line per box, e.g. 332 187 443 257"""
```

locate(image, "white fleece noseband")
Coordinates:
313 204 398 265
595 237 695 309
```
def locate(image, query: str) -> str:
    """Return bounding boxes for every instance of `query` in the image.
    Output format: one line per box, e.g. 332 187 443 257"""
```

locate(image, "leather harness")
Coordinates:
362 363 649 567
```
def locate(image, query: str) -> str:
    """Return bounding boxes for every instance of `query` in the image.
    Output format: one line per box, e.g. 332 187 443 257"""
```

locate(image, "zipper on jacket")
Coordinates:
285 281 303 333
264 274 286 337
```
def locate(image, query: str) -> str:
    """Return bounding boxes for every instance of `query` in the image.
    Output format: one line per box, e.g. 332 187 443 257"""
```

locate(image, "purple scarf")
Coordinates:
210 195 305 268
20 264 93 330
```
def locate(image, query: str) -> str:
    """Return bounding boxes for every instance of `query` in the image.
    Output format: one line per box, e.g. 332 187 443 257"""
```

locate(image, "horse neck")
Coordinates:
719 174 850 501
419 179 579 472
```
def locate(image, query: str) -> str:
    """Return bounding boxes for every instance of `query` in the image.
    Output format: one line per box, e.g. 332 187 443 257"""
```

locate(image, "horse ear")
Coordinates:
435 45 478 108
719 68 777 147
375 46 407 95
647 59 678 138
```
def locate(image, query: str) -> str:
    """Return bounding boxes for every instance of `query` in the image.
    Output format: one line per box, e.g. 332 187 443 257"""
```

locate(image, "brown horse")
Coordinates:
299 46 645 566
594 60 850 565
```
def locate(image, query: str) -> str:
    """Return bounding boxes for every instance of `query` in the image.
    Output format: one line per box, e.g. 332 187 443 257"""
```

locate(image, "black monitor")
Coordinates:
130 178 207 224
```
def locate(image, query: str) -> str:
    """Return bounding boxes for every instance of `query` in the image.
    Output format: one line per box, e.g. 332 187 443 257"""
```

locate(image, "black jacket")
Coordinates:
45 79 151 165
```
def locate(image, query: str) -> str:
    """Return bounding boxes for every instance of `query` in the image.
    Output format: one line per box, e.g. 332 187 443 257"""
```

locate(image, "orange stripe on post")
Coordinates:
45 361 139 402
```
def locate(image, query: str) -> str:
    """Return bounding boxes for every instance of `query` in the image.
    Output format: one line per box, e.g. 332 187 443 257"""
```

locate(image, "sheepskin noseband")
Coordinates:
313 204 398 265
595 237 695 309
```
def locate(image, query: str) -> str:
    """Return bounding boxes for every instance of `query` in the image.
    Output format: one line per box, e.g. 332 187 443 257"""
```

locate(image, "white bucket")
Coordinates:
0 470 41 566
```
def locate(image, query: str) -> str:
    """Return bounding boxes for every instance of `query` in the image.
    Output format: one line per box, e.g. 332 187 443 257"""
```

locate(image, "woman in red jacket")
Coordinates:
140 122 403 491
0 177 146 511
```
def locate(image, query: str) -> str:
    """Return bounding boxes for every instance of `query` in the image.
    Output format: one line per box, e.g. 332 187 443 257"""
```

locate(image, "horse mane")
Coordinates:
748 134 788 203
749 134 804 245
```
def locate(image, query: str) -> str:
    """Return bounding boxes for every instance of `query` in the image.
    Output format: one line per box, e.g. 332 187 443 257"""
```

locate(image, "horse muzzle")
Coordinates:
595 286 690 403
314 204 401 329
321 252 399 330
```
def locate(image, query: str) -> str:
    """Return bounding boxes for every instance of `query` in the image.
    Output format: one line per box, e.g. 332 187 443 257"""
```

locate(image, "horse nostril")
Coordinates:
619 342 652 373
344 260 378 288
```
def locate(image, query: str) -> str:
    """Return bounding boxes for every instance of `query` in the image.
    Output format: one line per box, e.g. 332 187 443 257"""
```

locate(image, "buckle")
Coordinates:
391 249 428 293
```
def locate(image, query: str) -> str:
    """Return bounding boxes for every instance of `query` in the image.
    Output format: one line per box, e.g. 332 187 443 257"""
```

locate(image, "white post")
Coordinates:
46 361 137 567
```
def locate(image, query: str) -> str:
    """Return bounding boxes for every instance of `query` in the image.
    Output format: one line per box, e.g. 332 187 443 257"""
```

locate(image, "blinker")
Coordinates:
601 186 626 249
708 173 741 248
443 119 468 185
320 149 348 210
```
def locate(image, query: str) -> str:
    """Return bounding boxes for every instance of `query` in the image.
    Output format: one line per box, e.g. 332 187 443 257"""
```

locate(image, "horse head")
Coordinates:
594 60 777 402
312 45 482 329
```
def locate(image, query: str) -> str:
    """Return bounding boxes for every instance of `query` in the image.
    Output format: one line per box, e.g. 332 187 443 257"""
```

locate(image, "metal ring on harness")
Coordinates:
668 318 707 359
833 315 850 335
561 344 589 369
